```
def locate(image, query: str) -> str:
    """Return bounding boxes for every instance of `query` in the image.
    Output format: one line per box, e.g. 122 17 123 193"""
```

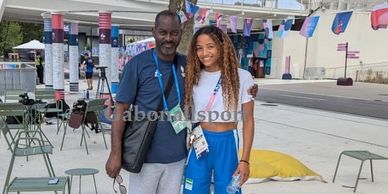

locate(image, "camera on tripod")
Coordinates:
96 66 108 78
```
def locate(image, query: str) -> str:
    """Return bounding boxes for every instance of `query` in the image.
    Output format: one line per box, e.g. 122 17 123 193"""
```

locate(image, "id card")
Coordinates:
190 125 209 159
169 104 188 134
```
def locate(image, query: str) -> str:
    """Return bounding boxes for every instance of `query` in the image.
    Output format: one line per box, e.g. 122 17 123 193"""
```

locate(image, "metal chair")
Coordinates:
332 150 388 192
4 89 26 103
35 88 63 134
60 99 108 154
2 129 58 194
0 103 27 137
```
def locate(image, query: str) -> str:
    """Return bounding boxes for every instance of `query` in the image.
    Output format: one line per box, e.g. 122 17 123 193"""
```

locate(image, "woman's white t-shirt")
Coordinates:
192 68 254 122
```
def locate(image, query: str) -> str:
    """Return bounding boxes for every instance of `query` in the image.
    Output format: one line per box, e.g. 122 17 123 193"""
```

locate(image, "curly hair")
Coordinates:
185 25 240 113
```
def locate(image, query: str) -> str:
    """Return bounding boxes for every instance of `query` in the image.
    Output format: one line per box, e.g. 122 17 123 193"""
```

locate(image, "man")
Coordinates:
35 51 44 84
106 10 187 194
106 10 258 194
82 53 94 90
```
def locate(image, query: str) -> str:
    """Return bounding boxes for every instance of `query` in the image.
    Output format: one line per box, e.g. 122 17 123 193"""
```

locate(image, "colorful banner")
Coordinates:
371 3 388 30
185 0 199 19
230 15 238 33
300 16 320 38
276 19 293 38
332 11 352 35
243 18 253 37
215 12 223 28
263 19 273 39
196 8 209 24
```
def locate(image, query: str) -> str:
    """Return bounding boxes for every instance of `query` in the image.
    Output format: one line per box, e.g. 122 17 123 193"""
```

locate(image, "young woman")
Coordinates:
184 25 254 194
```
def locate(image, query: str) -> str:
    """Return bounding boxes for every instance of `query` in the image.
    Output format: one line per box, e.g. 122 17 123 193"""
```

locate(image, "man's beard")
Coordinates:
159 42 178 56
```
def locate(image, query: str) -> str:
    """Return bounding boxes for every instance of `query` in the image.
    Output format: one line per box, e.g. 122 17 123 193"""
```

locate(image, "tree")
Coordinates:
20 23 43 43
0 21 43 57
0 21 23 56
169 0 197 55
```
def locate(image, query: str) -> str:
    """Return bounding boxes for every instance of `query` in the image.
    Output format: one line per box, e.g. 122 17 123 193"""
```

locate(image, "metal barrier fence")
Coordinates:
0 62 36 96
325 62 388 83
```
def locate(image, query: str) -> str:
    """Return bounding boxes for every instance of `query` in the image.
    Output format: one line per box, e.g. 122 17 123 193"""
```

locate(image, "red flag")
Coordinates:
371 3 388 30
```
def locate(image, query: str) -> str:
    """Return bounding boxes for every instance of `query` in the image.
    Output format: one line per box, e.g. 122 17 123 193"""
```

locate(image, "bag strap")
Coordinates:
156 58 177 112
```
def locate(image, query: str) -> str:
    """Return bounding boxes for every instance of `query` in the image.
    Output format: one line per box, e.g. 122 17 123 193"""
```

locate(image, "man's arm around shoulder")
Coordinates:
105 102 129 178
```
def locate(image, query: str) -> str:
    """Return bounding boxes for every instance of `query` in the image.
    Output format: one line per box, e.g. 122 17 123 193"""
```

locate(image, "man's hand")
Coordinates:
105 153 122 178
233 162 250 186
248 84 258 98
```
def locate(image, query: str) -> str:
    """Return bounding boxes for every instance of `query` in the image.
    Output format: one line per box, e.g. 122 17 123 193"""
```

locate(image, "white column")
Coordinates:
42 13 53 88
69 22 79 92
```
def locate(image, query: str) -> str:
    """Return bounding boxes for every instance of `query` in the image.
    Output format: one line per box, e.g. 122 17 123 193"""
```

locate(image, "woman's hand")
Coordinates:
233 161 250 186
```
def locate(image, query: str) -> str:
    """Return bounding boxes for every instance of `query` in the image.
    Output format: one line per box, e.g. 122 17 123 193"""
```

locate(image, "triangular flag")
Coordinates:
243 18 253 37
300 16 319 38
263 19 273 39
332 11 352 34
230 16 238 33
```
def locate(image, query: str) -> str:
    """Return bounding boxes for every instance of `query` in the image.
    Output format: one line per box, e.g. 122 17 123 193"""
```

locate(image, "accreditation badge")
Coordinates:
190 125 209 159
169 104 188 134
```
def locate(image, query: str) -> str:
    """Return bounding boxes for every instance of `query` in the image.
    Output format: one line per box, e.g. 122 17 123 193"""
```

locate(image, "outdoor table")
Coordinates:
65 168 99 194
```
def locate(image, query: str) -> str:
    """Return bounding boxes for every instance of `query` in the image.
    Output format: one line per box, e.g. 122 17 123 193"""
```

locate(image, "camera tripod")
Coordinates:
95 67 114 105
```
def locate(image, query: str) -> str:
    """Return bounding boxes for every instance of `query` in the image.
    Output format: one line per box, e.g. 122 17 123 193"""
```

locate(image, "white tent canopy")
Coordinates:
13 39 44 50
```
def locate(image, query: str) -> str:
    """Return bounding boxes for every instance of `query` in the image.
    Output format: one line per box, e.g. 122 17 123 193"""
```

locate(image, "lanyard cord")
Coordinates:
152 49 181 111
204 78 221 112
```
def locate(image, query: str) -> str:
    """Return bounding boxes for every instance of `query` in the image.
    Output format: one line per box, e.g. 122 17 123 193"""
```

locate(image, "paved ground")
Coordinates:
1 79 388 194
256 80 388 120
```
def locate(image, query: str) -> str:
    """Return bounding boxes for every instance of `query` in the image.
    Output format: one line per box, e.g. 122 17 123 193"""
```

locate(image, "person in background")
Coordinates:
35 51 44 84
82 53 95 90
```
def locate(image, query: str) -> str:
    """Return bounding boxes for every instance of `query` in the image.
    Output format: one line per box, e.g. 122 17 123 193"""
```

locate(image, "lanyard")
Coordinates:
152 49 181 111
204 77 221 112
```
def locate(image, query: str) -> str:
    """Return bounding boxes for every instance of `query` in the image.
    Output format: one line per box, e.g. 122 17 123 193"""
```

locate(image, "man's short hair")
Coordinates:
154 10 181 28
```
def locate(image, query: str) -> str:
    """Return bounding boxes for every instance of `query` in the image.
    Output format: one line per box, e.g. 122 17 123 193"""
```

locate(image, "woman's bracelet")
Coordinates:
240 160 250 165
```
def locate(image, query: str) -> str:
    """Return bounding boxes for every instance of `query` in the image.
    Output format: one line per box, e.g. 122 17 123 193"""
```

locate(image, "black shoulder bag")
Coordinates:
122 68 175 173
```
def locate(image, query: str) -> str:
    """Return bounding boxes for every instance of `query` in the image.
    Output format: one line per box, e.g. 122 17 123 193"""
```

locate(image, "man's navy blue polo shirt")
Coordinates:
116 49 187 163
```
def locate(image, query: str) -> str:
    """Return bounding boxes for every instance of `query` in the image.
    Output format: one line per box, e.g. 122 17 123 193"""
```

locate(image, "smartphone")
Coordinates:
48 177 59 185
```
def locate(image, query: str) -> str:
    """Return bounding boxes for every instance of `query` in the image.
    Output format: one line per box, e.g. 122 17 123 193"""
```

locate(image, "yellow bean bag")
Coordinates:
240 149 326 183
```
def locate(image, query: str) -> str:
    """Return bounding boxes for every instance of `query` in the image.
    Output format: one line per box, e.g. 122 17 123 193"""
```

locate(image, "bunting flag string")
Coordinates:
183 0 388 37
